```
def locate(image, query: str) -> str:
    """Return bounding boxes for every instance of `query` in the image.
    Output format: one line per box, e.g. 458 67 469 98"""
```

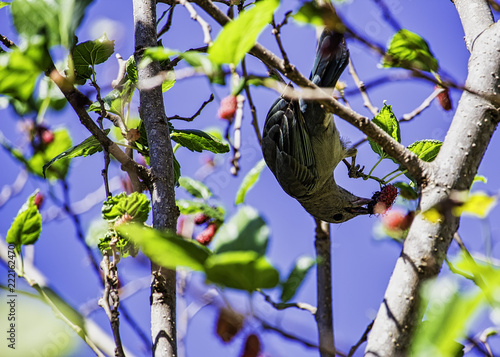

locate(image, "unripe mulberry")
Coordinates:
195 222 218 245
218 95 237 121
436 86 452 111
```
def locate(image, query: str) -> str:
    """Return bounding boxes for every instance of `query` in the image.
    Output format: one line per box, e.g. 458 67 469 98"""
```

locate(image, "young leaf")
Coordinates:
235 159 266 205
368 104 400 160
280 256 315 303
88 88 129 117
212 206 269 256
29 128 72 180
173 154 181 187
6 191 42 250
73 34 115 82
178 177 212 200
383 29 439 73
293 2 325 26
118 224 211 271
102 192 151 223
0 2 10 9
171 129 230 154
452 191 497 219
407 140 442 162
208 0 279 65
176 199 225 222
205 251 279 291
43 129 110 178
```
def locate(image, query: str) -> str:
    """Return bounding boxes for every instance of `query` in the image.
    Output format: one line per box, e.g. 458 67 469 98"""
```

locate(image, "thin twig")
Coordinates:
230 95 244 176
271 12 293 72
259 319 347 357
0 169 28 208
157 5 176 38
0 34 16 49
487 0 500 12
112 54 128 89
371 0 402 31
177 0 211 44
401 87 444 122
258 290 317 314
348 321 374 357
241 57 262 146
348 58 378 116
168 93 214 121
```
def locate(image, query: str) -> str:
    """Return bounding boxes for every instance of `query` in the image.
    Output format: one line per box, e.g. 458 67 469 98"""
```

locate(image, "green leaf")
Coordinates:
29 128 72 180
6 191 42 250
178 177 212 200
368 104 401 160
88 87 132 117
280 256 315 302
176 199 225 222
383 29 439 73
11 0 93 49
126 56 138 83
411 277 484 357
102 192 150 223
452 191 497 219
393 181 418 200
73 34 115 82
407 140 442 162
453 252 500 299
0 2 10 9
43 129 110 178
212 206 269 256
473 175 487 185
235 159 266 205
171 129 230 154
205 251 279 291
0 39 50 101
173 155 181 187
143 48 224 84
208 0 279 65
118 224 211 271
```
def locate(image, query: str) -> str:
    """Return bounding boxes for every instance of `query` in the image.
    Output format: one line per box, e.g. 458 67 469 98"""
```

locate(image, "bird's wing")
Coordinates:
262 97 317 198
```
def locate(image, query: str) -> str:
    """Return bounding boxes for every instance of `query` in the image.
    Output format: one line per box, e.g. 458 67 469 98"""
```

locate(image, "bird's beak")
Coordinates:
346 197 373 215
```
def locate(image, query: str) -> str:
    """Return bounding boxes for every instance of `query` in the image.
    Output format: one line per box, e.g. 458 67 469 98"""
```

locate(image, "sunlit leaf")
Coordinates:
368 104 400 161
171 129 230 154
43 129 110 177
407 140 442 162
6 191 42 250
29 128 72 180
102 192 150 223
383 29 438 73
208 0 279 65
11 0 93 49
176 199 225 222
393 181 418 200
73 34 115 82
453 191 497 219
280 256 315 302
212 206 269 256
118 224 211 271
205 251 279 291
235 159 266 205
178 177 212 200
421 208 442 223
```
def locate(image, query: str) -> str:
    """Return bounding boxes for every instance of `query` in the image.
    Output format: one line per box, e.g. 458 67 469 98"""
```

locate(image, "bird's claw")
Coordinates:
348 164 365 178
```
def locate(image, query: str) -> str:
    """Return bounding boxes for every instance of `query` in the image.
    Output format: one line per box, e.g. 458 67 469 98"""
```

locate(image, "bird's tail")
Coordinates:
309 30 349 88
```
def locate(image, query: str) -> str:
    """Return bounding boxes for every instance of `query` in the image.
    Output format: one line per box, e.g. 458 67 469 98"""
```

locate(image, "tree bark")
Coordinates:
133 1 179 356
365 1 500 355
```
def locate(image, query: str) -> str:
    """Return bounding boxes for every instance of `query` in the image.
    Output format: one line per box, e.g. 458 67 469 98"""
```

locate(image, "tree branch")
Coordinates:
365 1 500 355
133 1 179 356
190 0 430 185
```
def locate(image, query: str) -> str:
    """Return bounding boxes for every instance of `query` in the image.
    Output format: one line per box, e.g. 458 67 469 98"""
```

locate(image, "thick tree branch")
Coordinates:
190 0 430 184
365 1 500 355
133 1 179 356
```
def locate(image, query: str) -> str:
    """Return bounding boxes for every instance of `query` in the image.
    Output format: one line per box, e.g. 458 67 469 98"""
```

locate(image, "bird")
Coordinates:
262 29 372 223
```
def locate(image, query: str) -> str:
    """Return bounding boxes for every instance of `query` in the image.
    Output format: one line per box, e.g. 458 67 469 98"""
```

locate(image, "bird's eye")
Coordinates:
332 213 344 222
